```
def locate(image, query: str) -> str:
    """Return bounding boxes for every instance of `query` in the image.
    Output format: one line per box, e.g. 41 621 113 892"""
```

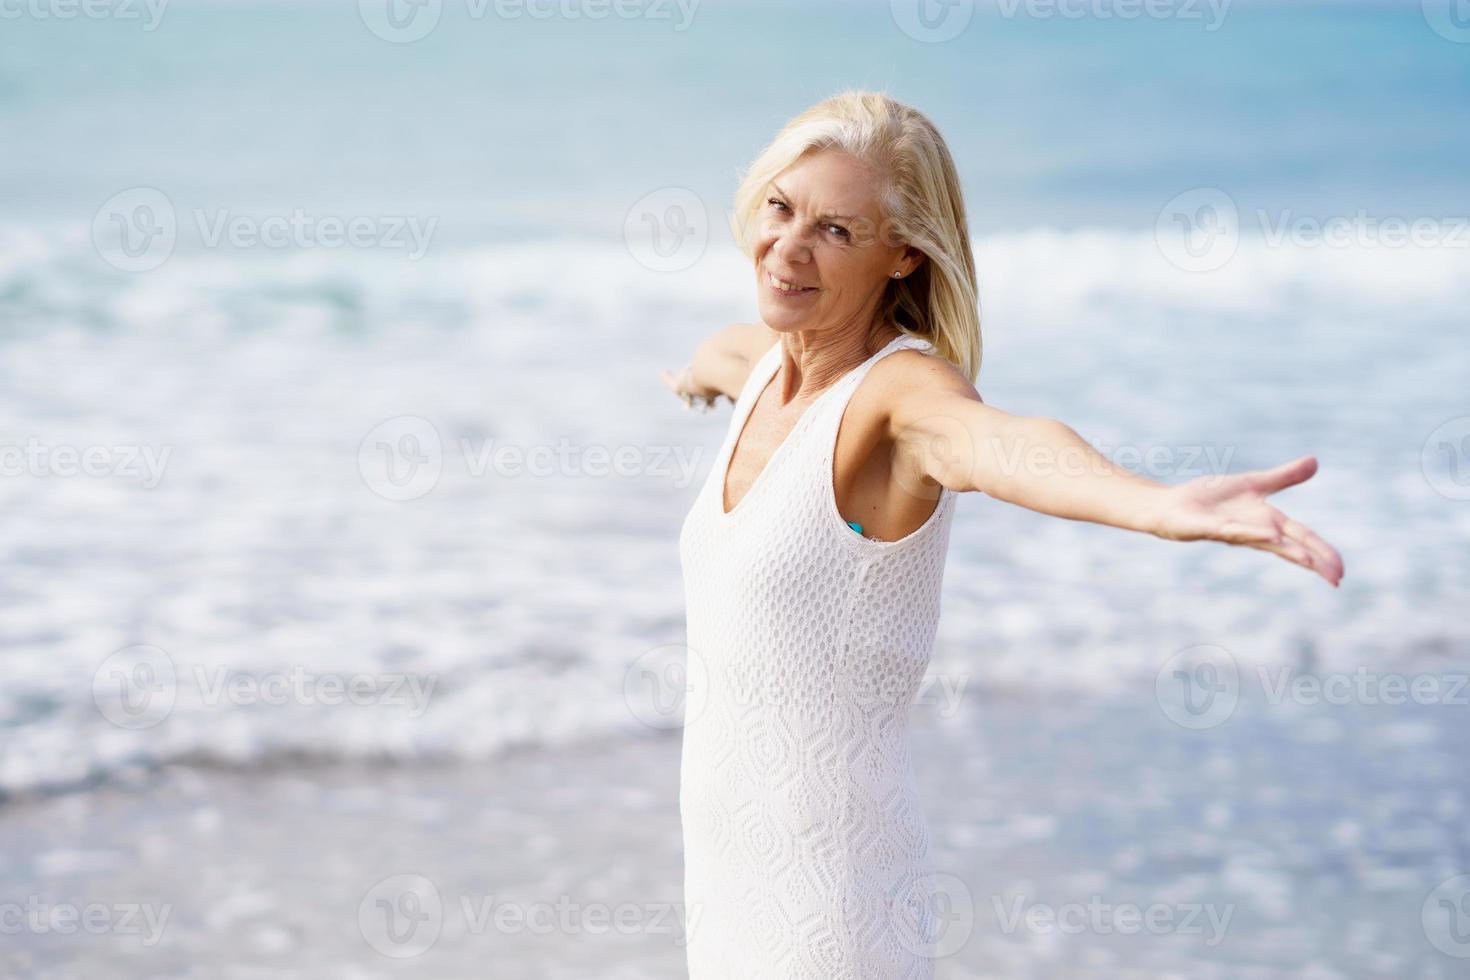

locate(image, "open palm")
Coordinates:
1156 454 1344 587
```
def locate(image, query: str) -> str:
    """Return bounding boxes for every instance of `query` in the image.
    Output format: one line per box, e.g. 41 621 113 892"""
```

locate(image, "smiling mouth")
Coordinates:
766 271 818 294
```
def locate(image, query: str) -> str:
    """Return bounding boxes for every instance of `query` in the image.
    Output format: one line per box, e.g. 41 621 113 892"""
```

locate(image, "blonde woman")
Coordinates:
661 90 1343 978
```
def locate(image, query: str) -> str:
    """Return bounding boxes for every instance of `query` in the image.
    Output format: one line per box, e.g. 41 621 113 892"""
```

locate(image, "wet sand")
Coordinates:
3 690 1466 979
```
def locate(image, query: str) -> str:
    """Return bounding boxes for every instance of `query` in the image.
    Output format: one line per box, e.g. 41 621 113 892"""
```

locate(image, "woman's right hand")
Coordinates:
660 364 725 412
661 321 773 412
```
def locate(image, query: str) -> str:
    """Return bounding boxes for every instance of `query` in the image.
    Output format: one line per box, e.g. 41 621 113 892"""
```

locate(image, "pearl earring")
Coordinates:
892 271 902 278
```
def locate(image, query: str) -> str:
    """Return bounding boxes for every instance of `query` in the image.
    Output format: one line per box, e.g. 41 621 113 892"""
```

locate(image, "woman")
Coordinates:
661 90 1343 979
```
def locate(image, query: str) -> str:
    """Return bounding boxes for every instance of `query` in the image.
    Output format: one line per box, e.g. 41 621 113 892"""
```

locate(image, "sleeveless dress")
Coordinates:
677 332 959 979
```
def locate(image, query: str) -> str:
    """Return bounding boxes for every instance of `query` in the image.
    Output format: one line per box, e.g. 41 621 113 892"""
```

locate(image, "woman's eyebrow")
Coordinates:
770 183 856 223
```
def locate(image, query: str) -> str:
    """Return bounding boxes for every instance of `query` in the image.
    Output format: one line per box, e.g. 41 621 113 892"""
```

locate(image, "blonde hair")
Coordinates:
731 90 982 383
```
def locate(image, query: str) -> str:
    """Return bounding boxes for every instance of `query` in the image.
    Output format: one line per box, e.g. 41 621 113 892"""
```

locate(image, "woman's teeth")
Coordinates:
767 272 815 293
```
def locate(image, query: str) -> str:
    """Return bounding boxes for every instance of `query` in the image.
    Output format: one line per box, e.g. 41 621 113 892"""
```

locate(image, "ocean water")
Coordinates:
1 0 1468 800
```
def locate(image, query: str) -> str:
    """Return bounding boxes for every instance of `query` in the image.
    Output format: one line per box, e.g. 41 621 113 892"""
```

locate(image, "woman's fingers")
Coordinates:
1280 516 1344 585
1252 454 1318 495
1216 520 1280 544
1251 536 1318 573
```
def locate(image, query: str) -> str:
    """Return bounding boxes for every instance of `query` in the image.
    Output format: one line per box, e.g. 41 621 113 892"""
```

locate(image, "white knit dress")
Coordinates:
677 332 958 979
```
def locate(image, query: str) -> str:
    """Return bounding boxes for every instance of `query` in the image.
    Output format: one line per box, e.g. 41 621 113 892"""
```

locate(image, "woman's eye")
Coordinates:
825 224 850 240
767 197 789 212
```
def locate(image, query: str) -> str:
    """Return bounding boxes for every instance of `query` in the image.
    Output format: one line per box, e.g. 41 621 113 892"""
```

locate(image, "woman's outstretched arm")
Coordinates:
886 353 1345 587
659 321 775 404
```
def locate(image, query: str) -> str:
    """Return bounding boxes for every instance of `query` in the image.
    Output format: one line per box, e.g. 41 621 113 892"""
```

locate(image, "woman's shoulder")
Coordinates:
857 335 983 434
869 335 975 396
740 321 782 363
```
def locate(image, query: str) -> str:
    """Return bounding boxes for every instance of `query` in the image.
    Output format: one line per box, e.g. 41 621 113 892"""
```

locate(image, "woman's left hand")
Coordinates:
1154 454 1344 587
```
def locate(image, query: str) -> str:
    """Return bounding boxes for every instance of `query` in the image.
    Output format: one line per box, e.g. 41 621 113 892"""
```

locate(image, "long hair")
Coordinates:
730 90 983 383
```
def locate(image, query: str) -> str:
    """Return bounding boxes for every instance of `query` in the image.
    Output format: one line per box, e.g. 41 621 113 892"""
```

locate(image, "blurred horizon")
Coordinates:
3 0 1468 242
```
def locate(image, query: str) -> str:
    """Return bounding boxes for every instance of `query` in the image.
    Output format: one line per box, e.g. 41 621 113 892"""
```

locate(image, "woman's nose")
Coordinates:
770 225 812 264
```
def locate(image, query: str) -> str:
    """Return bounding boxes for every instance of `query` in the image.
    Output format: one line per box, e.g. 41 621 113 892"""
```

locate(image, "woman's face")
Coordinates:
753 148 921 336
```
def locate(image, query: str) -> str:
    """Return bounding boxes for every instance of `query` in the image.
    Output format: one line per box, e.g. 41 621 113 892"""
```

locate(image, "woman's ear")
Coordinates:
899 246 926 278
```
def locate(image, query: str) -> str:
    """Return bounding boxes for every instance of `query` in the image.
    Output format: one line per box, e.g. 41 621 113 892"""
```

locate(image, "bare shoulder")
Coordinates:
718 321 780 393
739 321 781 363
693 321 780 400
868 344 981 409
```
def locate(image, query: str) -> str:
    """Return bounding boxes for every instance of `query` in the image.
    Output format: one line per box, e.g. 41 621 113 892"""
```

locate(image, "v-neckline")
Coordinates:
717 334 905 519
